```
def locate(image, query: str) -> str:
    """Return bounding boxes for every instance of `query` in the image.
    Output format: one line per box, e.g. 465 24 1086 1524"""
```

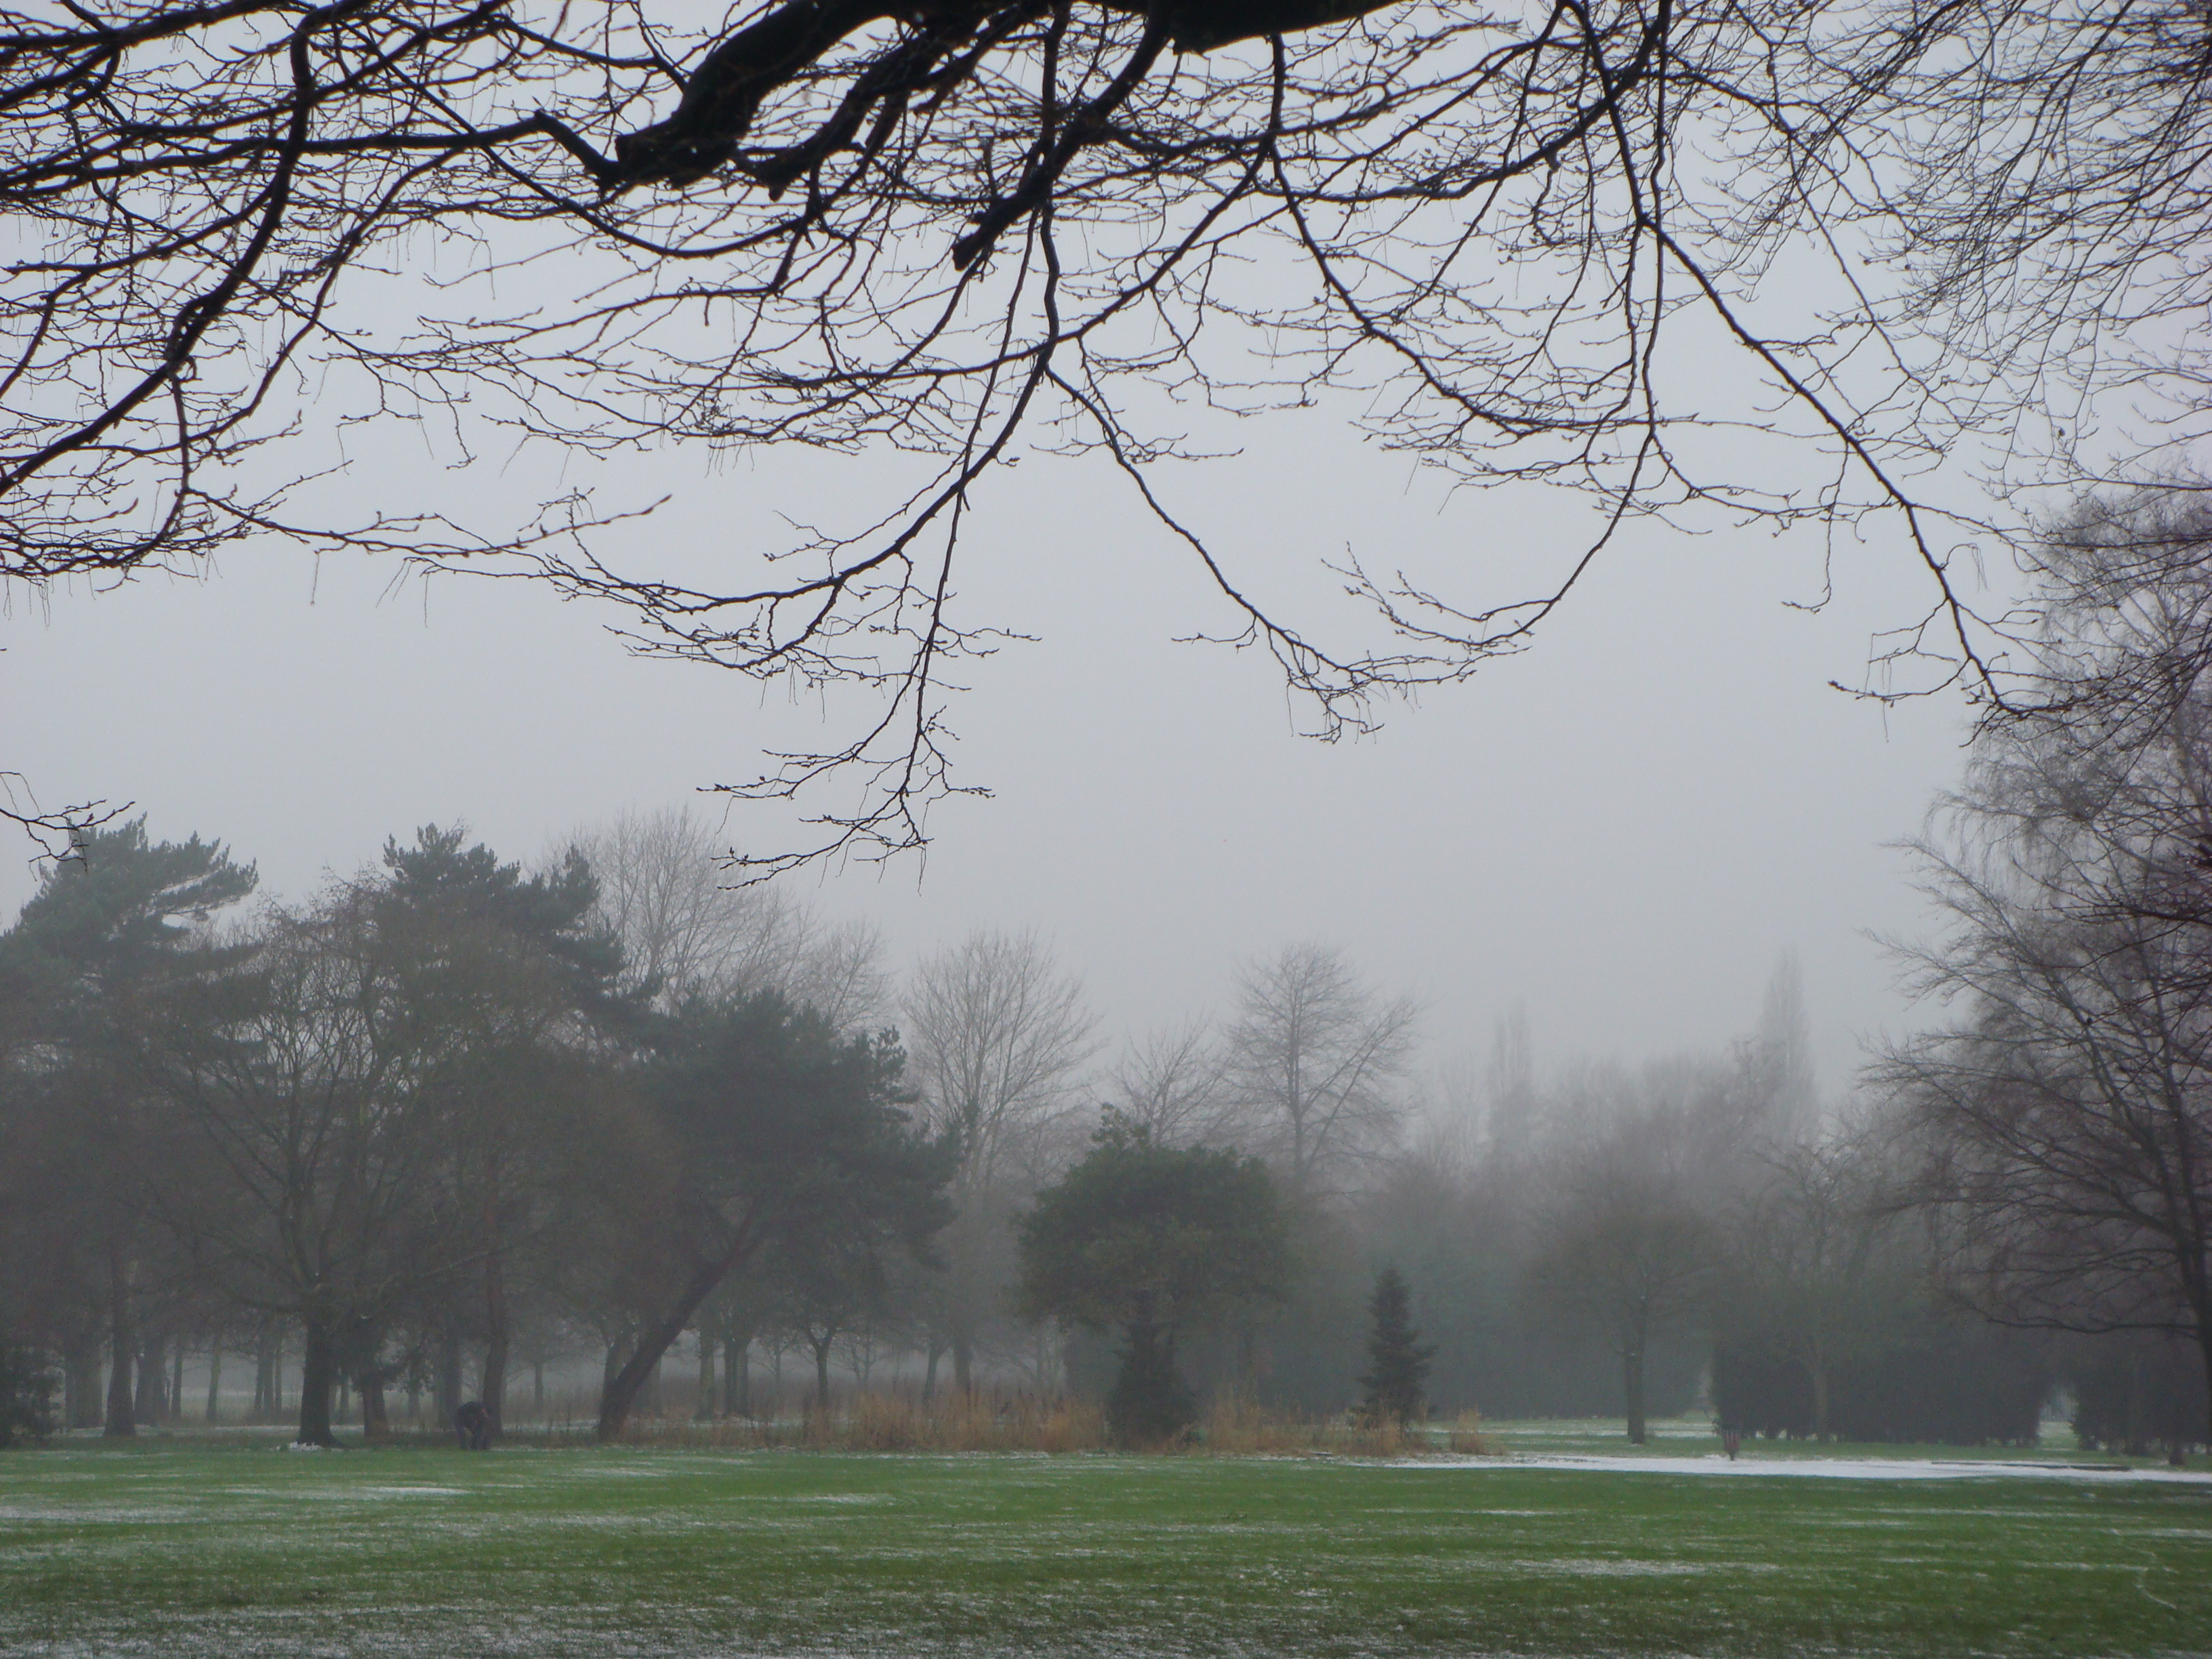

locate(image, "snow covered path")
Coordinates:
1440 1452 2212 1483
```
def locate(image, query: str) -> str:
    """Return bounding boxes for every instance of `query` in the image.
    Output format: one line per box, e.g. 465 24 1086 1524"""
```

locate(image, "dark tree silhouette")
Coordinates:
8 0 2196 869
1015 1112 1290 1445
1359 1263 1434 1427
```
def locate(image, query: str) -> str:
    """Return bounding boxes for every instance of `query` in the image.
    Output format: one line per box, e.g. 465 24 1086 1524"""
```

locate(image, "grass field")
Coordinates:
4 1431 2209 1657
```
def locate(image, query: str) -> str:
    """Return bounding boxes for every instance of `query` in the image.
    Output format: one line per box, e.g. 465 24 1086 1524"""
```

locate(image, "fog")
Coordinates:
0 401 1972 1102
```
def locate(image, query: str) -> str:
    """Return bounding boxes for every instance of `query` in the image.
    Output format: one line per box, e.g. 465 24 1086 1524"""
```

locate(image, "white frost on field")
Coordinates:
1504 1558 1715 1576
1433 1453 2212 1484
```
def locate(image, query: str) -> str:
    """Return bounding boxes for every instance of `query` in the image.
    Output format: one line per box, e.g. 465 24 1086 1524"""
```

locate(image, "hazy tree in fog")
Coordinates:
572 807 812 1004
148 888 459 1447
375 827 633 1437
1225 945 1417 1199
1359 1265 1437 1429
575 806 893 1030
1483 1008 1539 1170
595 992 951 1437
1529 1106 1721 1444
1110 1019 1237 1149
904 930 1098 1390
1752 954 1820 1144
1717 1128 1898 1441
0 821 255 1436
1016 1115 1290 1446
1883 490 2212 1435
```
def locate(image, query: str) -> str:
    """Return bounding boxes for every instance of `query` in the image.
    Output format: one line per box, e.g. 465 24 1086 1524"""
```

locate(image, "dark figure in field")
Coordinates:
454 1400 492 1451
1721 1425 1742 1461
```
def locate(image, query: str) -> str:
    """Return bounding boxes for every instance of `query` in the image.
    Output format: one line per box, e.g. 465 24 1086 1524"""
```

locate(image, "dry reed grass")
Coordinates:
600 1389 1496 1458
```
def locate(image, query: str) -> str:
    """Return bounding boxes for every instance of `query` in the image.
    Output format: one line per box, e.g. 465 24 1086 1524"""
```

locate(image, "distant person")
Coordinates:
1721 1424 1742 1461
454 1400 492 1451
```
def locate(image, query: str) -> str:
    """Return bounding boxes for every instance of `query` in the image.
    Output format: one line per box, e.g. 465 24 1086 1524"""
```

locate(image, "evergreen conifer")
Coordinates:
1359 1265 1436 1428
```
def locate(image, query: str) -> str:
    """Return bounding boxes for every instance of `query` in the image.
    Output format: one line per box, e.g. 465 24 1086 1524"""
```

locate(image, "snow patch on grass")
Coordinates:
1437 1454 2212 1483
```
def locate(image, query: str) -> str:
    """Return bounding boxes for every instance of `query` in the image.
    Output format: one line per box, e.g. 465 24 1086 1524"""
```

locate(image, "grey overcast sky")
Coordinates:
2 388 1980 1105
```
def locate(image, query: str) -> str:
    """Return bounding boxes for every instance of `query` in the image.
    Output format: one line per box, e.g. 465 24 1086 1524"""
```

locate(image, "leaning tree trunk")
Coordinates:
295 1319 338 1448
598 1245 751 1440
103 1247 134 1438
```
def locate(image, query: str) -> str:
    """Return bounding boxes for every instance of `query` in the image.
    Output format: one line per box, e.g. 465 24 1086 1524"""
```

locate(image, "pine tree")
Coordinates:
1359 1265 1436 1428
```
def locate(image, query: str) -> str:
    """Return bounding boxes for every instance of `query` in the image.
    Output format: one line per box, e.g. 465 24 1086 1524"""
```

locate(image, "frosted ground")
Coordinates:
3 1426 2209 1658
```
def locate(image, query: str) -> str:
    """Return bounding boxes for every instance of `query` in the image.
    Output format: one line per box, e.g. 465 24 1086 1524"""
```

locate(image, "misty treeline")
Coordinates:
7 491 2212 1456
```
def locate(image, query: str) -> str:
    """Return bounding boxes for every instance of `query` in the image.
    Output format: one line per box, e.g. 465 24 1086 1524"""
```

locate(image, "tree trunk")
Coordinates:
923 1338 942 1404
1622 1337 1647 1446
103 1248 134 1439
134 1333 165 1423
597 1244 752 1439
533 1359 545 1414
360 1371 390 1443
951 1327 974 1395
169 1343 184 1422
481 1330 509 1437
481 1244 510 1437
729 1327 752 1418
1809 1338 1830 1443
435 1329 464 1427
695 1330 717 1420
295 1320 337 1448
205 1338 222 1425
65 1338 102 1429
813 1333 834 1413
253 1328 274 1420
2193 1323 2212 1471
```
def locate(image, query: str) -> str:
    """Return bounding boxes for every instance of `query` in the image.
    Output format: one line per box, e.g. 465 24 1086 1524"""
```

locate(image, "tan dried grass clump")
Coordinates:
1446 1407 1493 1456
609 1388 1108 1453
600 1388 1493 1457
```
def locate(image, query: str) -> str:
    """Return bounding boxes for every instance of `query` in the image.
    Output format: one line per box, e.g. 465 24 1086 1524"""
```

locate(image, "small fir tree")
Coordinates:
1359 1265 1436 1428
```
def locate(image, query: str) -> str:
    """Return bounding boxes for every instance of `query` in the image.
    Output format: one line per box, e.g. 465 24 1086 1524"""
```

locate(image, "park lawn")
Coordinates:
3 1440 2209 1657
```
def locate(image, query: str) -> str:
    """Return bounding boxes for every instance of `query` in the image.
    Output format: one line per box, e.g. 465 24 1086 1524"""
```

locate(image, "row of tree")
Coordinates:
9 489 2212 1454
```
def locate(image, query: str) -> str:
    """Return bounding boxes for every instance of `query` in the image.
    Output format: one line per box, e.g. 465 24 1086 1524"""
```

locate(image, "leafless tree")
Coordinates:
570 805 890 1025
1224 943 1415 1197
1717 1123 1900 1441
571 806 814 1004
1881 489 2212 1437
1528 1112 1717 1444
10 0 2189 869
147 893 464 1448
1752 953 1820 1145
0 775 131 869
903 928 1097 1387
786 917 893 1035
1109 1017 1239 1147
